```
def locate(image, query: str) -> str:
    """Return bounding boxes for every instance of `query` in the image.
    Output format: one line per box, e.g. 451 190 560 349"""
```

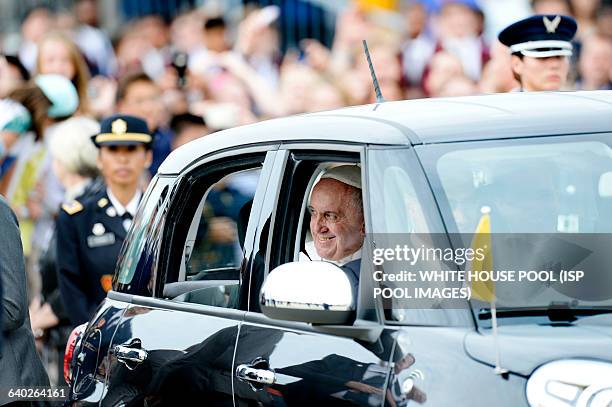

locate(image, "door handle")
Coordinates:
236 364 276 385
113 339 148 370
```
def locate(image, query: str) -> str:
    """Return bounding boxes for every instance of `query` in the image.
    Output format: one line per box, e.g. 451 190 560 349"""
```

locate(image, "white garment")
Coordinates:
107 188 141 231
300 240 361 267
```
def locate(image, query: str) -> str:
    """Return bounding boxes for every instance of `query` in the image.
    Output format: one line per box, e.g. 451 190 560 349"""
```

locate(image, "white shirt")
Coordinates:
107 188 141 231
300 240 361 267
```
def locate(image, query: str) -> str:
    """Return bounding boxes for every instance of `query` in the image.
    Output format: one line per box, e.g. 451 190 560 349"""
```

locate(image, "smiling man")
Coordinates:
56 114 152 326
498 14 577 92
306 165 364 294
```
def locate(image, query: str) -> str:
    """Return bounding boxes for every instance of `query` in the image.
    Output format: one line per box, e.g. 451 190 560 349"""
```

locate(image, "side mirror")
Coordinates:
260 261 355 324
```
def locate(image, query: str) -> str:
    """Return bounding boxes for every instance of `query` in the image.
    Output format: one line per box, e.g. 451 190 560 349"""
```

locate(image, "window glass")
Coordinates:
187 169 261 277
433 140 612 234
368 150 431 235
171 167 262 308
115 176 173 295
419 136 612 326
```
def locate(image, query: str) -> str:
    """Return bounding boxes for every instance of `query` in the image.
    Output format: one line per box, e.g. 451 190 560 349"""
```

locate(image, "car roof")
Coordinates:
159 90 612 175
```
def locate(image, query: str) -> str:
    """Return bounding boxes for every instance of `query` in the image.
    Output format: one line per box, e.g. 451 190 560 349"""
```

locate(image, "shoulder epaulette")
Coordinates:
62 200 83 215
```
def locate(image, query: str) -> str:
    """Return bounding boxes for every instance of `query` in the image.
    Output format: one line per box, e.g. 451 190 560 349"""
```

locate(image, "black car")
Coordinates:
65 91 612 407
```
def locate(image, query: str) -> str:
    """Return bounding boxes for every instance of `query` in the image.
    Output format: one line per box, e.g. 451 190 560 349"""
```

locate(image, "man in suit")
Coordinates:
498 14 577 91
0 195 49 403
56 114 152 326
307 165 364 297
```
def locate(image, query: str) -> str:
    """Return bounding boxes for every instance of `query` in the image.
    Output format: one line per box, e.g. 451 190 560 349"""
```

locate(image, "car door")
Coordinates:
232 146 399 407
102 148 279 407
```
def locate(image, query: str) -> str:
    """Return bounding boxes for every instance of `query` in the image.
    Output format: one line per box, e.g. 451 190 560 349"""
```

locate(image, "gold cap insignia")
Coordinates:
97 197 109 208
543 15 561 34
62 200 83 215
111 118 128 135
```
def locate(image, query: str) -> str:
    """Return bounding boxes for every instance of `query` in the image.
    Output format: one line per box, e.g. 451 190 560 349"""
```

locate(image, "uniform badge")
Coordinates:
100 274 113 292
87 232 115 248
98 197 109 208
62 200 83 215
106 207 117 217
112 118 127 134
543 15 561 33
92 223 105 236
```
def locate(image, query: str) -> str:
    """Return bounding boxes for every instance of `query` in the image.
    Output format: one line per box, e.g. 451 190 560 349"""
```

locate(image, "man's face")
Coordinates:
97 145 151 189
512 54 570 91
118 80 163 131
309 179 365 261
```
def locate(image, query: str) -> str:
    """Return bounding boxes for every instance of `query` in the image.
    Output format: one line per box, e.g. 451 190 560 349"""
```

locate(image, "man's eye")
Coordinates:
324 213 339 222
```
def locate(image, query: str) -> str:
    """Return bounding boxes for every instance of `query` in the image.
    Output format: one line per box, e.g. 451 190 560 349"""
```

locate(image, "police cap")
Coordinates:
91 114 152 149
498 14 577 58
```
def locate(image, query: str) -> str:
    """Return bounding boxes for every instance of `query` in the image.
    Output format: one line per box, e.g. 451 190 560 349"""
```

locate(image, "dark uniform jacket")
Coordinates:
56 188 131 326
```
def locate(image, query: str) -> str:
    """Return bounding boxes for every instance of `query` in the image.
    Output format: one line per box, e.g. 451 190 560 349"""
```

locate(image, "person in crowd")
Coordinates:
72 0 118 77
576 33 612 90
56 114 152 326
30 116 101 384
0 195 49 403
429 0 489 84
36 31 92 115
0 75 79 300
401 0 436 97
531 0 573 15
169 113 210 150
570 0 601 40
0 55 30 99
498 14 577 91
18 7 54 73
115 72 173 177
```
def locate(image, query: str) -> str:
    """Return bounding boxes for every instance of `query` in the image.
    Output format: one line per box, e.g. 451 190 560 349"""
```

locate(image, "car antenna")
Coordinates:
362 40 385 104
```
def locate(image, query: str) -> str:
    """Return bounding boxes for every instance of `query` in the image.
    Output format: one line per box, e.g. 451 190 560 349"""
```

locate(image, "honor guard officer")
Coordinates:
498 14 577 91
56 114 152 326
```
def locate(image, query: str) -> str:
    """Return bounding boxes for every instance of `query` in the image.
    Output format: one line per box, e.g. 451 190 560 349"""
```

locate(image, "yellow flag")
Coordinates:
470 209 495 302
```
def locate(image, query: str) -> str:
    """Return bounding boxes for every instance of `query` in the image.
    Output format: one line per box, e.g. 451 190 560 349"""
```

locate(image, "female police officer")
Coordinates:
498 14 577 92
56 114 152 326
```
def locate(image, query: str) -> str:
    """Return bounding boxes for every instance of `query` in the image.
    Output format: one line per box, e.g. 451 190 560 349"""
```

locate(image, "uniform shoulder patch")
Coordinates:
61 200 83 215
97 197 109 208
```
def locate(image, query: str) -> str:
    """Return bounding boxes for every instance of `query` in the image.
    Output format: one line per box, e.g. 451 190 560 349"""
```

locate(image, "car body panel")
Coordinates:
465 320 612 376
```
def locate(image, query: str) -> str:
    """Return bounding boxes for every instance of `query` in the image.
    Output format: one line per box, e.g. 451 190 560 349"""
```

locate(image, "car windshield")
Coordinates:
368 135 612 326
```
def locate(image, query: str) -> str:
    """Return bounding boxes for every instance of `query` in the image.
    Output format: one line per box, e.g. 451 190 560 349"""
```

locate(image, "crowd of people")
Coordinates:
0 0 611 390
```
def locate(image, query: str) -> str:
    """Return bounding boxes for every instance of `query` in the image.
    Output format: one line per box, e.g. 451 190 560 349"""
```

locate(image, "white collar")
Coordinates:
303 240 361 266
107 188 141 217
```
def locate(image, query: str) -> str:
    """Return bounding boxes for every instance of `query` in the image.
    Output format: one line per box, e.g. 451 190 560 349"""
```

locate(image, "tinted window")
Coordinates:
115 176 174 295
164 160 266 309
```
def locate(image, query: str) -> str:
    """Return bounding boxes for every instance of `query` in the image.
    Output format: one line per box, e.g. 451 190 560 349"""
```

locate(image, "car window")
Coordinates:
186 170 260 277
114 176 174 295
253 153 367 317
163 158 266 309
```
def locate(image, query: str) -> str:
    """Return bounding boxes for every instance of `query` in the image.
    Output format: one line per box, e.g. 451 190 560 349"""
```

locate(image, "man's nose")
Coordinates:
312 213 329 230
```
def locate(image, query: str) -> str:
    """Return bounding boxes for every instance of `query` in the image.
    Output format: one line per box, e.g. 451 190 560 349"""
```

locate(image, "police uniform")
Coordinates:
498 14 577 91
56 114 152 326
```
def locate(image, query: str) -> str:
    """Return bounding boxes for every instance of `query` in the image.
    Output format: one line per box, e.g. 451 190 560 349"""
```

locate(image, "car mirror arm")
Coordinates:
313 319 383 343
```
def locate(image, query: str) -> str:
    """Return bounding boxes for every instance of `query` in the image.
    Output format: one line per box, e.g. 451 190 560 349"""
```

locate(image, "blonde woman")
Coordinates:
36 31 92 115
